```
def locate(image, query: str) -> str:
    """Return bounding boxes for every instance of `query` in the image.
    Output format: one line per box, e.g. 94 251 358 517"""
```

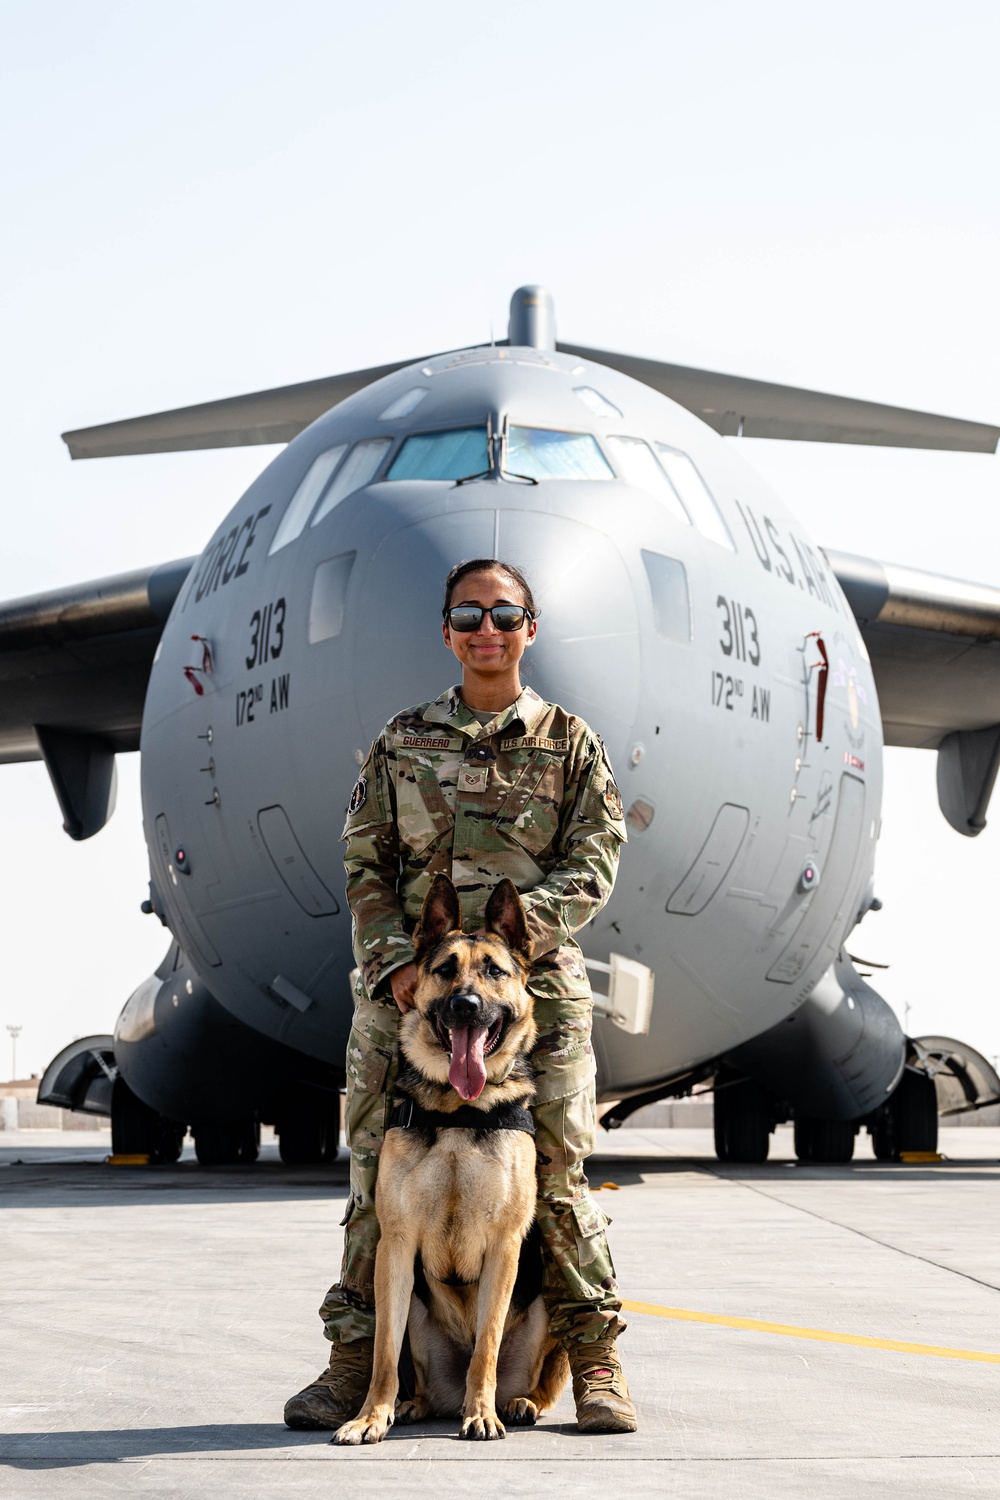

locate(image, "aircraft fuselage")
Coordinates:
133 345 885 1104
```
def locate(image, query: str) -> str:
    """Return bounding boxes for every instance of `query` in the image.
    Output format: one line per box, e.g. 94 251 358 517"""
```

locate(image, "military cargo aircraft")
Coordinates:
9 286 1000 1167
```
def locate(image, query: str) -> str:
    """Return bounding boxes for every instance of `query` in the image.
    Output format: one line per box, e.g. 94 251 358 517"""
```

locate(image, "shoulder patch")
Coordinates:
499 734 570 753
602 779 624 820
347 777 367 815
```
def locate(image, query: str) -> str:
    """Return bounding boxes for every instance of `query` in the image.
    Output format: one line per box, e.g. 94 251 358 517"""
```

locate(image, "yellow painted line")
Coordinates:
620 1299 1000 1366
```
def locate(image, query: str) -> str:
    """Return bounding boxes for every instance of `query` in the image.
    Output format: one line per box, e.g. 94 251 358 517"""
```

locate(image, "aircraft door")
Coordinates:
766 771 867 985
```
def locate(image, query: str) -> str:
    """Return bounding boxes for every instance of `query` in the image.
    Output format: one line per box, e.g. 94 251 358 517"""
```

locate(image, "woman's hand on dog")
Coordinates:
390 962 419 1013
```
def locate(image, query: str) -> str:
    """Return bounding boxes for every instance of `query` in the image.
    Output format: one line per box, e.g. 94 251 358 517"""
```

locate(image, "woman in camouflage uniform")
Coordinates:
284 559 637 1435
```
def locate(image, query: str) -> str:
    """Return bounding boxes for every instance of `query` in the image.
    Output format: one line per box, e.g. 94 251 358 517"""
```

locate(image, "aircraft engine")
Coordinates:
731 951 906 1119
111 942 340 1165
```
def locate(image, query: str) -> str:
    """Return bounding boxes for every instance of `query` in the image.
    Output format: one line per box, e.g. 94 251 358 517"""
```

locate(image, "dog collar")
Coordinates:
389 1093 535 1136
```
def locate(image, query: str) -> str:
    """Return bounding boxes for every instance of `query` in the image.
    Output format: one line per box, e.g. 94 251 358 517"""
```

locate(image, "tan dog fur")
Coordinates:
333 875 569 1444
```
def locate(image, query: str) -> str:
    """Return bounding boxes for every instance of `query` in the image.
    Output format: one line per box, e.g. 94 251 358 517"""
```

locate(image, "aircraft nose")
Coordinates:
352 505 641 763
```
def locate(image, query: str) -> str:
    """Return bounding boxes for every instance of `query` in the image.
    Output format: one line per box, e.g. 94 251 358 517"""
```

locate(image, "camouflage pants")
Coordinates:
319 988 625 1349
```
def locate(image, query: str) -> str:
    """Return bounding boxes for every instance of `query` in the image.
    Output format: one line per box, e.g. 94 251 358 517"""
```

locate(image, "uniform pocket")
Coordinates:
531 1042 596 1105
530 997 597 1105
344 996 397 1096
347 1044 391 1096
345 1035 393 1161
395 752 454 856
497 755 564 857
571 1197 611 1238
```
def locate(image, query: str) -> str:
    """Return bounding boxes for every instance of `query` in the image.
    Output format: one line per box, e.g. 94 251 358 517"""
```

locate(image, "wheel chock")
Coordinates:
107 1153 151 1166
899 1151 943 1163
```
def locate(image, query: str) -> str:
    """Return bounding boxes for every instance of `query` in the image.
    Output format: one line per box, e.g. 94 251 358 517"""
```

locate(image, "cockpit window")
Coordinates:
386 426 490 482
378 388 429 421
269 445 348 555
654 445 735 551
606 436 691 527
311 438 393 526
574 386 623 420
506 426 612 480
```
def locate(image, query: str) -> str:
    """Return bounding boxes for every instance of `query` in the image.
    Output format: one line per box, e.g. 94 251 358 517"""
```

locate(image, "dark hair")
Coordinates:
442 558 539 617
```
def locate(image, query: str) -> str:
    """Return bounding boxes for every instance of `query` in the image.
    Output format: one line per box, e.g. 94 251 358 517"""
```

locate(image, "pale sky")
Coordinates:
1 0 999 1080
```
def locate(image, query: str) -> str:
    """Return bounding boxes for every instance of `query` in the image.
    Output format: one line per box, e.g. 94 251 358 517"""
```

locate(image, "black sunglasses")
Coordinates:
444 604 534 633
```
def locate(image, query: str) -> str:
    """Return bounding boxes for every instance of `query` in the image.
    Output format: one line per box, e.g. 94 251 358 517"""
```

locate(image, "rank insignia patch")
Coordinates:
348 777 367 815
457 765 490 794
603 779 624 820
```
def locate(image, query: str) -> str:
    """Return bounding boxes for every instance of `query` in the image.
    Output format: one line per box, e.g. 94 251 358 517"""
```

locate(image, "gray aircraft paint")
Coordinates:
136 327 890 1111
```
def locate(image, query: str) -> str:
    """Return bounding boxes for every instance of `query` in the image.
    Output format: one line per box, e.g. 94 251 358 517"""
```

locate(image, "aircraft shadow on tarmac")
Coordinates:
6 1153 1000 1211
2 1417 587 1467
2 1158 352 1209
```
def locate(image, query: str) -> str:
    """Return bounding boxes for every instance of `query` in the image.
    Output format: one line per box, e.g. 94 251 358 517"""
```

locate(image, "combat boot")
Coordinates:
283 1337 374 1429
567 1335 638 1434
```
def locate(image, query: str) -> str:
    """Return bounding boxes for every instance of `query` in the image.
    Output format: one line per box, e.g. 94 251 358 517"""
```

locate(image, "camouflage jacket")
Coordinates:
342 685 626 1003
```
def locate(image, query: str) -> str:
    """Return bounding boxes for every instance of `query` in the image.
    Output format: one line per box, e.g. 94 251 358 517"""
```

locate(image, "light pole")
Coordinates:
6 1025 22 1081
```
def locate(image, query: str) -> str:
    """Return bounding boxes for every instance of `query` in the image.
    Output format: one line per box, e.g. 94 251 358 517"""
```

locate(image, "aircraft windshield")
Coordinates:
311 439 393 526
506 426 612 480
607 436 691 526
654 445 735 550
386 427 490 482
269 445 348 555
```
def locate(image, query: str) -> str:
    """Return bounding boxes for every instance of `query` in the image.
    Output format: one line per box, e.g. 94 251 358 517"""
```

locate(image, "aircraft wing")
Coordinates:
0 558 193 837
826 548 1000 835
559 346 1000 452
62 348 1000 459
62 359 432 458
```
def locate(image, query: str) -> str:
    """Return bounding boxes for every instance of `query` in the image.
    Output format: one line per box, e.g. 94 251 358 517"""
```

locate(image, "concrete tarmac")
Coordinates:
3 1125 1000 1498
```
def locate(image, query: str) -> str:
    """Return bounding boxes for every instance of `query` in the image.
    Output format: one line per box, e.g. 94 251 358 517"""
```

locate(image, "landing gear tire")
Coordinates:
871 1068 938 1161
155 1122 186 1164
871 1121 895 1161
278 1095 340 1165
238 1120 261 1163
111 1078 186 1164
714 1078 771 1163
194 1118 258 1166
794 1117 856 1164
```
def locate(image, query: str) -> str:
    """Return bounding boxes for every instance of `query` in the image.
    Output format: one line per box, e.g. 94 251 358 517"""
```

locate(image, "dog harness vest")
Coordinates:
389 1092 536 1136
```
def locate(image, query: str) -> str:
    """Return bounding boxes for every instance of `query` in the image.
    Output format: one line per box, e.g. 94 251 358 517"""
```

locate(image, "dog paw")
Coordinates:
460 1409 506 1441
331 1407 394 1445
501 1396 539 1426
395 1397 431 1425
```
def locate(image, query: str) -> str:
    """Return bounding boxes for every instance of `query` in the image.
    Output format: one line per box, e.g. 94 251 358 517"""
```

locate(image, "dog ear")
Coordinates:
415 874 462 957
484 878 532 962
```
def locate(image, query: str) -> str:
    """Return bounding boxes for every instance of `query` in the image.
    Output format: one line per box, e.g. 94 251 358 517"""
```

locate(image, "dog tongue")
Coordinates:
448 1025 489 1101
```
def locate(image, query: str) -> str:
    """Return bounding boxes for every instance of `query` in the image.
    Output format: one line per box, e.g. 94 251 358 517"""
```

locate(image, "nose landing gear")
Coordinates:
276 1092 341 1165
110 1077 185 1164
794 1116 856 1163
713 1077 773 1163
869 1067 938 1161
193 1118 260 1166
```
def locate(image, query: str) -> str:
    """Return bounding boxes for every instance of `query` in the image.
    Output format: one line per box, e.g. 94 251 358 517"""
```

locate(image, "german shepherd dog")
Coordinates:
333 874 569 1444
